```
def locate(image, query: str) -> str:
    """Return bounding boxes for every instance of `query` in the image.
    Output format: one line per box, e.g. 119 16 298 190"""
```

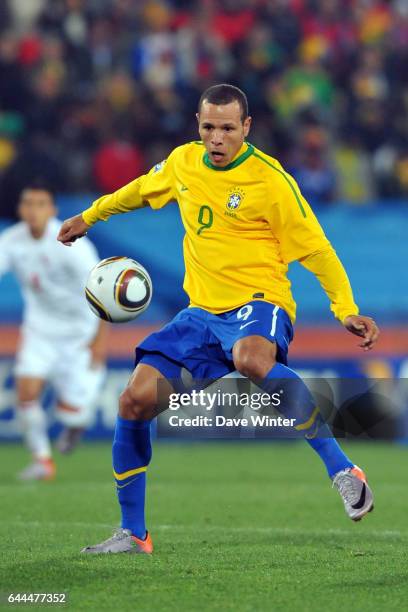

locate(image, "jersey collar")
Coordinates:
203 142 254 171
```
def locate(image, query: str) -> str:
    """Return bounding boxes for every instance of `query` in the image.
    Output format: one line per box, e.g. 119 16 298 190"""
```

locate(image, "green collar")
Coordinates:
203 143 254 171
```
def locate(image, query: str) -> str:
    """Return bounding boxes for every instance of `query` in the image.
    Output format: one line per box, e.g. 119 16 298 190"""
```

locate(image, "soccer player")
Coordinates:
0 184 106 480
58 84 379 554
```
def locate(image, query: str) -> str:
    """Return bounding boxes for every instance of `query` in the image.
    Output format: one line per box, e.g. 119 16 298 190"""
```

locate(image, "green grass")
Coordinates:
0 441 407 611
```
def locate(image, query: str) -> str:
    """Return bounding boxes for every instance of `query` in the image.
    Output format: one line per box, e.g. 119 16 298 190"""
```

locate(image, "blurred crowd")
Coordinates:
0 0 407 217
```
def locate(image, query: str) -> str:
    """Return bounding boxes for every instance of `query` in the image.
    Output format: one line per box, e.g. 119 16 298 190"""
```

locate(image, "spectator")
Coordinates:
93 138 144 193
0 0 406 202
333 135 375 204
0 31 27 113
290 124 336 205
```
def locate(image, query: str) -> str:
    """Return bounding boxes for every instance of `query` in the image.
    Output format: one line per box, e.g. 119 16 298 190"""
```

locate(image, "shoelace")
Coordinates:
102 528 130 544
333 472 359 504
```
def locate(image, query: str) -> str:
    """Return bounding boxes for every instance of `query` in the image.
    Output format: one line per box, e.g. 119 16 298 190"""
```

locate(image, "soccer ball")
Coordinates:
85 256 152 323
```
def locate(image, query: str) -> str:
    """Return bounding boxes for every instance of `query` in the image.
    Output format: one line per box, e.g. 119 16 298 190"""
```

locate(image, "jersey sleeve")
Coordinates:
82 151 177 226
299 246 359 323
267 168 330 263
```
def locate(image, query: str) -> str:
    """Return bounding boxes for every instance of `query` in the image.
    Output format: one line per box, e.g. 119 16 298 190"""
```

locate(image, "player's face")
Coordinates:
197 100 252 167
18 189 56 237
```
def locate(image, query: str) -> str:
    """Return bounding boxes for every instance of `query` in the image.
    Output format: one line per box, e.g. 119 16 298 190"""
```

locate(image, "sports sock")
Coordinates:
112 416 152 539
264 363 353 478
17 401 52 460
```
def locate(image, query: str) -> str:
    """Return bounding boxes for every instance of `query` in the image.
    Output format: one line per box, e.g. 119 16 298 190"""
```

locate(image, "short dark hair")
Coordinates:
21 179 55 199
198 84 249 122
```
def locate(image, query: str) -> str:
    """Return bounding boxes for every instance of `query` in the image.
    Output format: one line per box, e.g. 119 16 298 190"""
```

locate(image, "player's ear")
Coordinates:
243 116 252 137
196 112 200 125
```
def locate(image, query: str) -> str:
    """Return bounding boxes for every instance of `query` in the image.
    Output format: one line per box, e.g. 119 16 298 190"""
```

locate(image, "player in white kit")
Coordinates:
0 185 106 480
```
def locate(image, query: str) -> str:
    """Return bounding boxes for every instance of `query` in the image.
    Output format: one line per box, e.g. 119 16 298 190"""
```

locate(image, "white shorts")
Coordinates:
15 329 105 425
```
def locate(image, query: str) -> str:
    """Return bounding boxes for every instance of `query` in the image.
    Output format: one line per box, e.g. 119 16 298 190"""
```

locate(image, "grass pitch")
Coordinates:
0 441 407 611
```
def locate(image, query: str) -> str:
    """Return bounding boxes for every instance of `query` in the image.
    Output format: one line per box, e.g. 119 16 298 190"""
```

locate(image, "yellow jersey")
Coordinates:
82 141 358 323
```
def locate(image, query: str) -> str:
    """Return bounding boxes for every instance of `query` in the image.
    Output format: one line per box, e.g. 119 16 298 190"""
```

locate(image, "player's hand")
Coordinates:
88 321 108 367
57 214 90 246
343 315 379 351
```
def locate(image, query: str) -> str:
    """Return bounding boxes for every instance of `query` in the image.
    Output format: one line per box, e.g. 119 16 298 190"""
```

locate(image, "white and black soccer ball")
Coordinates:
85 256 152 323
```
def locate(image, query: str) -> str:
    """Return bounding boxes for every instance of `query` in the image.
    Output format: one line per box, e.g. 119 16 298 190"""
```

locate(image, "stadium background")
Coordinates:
0 0 407 441
1 2 408 610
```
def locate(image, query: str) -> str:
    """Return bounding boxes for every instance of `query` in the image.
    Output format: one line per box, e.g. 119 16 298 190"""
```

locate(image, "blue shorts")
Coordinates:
136 301 293 381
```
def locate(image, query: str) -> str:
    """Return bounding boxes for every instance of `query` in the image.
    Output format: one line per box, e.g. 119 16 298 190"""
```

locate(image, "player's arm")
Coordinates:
57 154 176 245
268 167 379 350
299 248 379 350
88 319 108 366
0 230 12 278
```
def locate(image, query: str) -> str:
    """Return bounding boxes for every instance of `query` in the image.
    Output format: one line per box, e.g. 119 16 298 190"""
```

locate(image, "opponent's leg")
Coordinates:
16 377 55 481
54 344 106 453
55 401 87 454
82 363 174 554
233 336 373 520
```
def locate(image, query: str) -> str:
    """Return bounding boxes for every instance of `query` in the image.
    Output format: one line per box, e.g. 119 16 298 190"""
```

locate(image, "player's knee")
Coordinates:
18 392 38 404
233 337 277 379
234 353 267 379
118 386 155 421
17 386 41 404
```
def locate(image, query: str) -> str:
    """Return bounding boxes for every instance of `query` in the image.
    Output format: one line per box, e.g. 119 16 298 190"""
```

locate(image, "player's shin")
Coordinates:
112 416 152 540
264 364 353 478
17 400 52 460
